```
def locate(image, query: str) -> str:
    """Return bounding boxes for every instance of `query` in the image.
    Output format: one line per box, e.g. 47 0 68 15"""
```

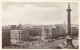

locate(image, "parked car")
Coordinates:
48 39 55 42
57 42 66 49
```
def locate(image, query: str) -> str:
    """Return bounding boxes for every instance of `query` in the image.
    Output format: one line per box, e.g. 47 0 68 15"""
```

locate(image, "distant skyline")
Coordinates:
2 2 78 26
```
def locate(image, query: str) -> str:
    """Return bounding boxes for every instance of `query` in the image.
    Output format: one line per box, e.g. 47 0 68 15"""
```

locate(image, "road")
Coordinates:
3 38 78 49
28 39 66 49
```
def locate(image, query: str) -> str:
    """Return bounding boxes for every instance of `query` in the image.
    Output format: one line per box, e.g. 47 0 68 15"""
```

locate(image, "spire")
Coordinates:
68 2 70 9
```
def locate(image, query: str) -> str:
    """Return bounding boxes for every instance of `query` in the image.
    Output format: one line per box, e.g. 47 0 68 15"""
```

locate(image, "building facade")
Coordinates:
2 29 11 47
41 27 49 40
10 30 29 44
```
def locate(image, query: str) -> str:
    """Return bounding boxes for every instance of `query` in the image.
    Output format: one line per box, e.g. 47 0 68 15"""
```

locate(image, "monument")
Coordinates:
66 2 72 46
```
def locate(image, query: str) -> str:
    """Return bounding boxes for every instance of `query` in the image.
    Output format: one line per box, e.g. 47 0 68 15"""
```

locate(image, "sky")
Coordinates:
2 2 78 26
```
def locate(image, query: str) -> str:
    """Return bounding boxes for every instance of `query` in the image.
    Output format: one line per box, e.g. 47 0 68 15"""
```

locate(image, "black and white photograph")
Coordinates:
2 2 79 49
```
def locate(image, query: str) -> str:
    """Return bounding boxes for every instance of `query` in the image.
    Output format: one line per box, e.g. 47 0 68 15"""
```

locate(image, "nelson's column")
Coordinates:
66 3 72 45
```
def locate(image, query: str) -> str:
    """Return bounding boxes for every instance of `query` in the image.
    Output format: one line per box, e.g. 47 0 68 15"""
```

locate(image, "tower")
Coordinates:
67 2 71 36
66 2 72 45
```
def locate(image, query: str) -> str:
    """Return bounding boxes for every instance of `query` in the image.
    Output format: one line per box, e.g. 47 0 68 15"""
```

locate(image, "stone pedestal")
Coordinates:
66 35 72 45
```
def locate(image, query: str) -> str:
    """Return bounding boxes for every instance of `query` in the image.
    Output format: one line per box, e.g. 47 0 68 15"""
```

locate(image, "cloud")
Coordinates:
2 2 78 26
3 4 58 25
